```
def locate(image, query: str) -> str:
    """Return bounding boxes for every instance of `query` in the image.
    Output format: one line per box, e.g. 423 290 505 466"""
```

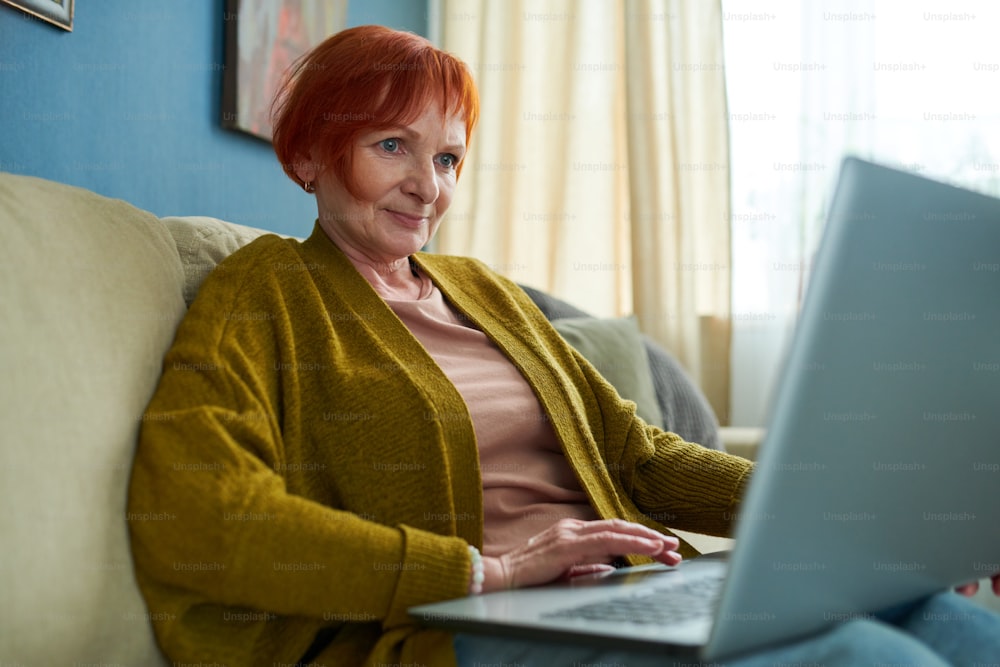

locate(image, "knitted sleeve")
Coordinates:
584 354 755 538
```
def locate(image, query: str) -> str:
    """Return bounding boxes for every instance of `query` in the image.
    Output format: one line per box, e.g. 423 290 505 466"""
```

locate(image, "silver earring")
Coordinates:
303 181 315 193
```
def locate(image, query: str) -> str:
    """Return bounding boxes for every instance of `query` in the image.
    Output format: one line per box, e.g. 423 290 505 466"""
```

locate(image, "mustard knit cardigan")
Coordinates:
127 224 753 667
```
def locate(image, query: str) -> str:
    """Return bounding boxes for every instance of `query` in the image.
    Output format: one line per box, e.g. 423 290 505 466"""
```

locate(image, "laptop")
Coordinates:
410 157 1000 660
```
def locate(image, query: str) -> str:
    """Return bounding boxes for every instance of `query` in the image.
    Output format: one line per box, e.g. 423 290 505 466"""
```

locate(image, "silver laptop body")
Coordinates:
410 157 1000 660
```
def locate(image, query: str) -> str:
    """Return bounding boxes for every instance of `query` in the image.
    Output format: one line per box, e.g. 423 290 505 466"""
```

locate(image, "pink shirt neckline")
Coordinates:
385 281 599 556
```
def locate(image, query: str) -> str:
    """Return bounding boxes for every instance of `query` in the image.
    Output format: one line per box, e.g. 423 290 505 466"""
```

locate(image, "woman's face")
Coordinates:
299 105 467 269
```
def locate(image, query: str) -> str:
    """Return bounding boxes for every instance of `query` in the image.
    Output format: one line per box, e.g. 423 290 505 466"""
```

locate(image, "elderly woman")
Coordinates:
128 25 999 667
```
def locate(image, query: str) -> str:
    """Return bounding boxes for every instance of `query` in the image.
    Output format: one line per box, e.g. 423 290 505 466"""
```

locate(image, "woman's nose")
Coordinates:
403 158 439 204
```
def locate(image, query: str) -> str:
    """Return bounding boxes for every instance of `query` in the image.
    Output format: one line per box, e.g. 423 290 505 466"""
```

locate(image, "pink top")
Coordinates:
384 277 599 556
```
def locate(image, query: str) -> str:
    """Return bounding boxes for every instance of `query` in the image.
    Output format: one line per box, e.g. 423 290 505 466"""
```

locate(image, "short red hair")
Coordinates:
271 25 480 197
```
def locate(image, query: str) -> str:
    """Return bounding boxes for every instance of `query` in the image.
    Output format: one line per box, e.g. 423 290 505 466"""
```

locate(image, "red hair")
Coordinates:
271 25 480 197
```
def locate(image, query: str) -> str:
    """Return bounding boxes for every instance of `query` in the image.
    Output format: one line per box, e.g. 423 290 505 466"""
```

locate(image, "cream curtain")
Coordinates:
437 0 732 423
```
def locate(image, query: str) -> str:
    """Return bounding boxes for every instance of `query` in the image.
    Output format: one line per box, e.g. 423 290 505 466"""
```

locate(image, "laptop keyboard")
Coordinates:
542 573 725 625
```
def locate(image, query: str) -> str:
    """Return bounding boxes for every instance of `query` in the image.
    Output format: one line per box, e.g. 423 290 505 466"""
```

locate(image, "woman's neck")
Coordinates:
342 251 428 301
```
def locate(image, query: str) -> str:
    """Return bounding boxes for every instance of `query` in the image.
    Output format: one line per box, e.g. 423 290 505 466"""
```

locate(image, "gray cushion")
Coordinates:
550 315 663 427
519 284 723 450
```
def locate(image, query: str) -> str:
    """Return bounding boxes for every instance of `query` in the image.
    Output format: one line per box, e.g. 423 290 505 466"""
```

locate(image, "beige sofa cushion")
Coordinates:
0 174 179 666
162 215 276 306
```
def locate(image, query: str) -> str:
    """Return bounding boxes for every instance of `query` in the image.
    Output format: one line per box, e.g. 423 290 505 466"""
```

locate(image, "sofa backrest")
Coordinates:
0 173 180 665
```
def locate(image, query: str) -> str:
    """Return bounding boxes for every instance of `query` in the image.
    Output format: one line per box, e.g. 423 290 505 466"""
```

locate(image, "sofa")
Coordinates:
0 172 737 665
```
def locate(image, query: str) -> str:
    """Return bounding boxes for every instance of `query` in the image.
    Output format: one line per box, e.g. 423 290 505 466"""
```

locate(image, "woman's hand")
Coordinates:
955 573 1000 597
480 518 682 593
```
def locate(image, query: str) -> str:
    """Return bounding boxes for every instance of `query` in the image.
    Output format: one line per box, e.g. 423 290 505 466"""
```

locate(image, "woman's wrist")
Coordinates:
480 555 510 594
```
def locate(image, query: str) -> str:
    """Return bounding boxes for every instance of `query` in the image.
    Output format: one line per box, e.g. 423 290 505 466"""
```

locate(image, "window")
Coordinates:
723 0 1000 425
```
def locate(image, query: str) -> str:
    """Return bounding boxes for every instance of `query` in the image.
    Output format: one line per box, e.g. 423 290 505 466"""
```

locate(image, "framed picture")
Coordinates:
0 0 74 31
222 0 348 142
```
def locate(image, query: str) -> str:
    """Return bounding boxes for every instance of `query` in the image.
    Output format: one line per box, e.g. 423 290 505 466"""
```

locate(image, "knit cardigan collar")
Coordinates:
295 223 630 542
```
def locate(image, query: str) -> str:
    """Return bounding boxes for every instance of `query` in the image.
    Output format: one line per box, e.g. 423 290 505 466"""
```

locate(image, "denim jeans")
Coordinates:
453 591 1000 666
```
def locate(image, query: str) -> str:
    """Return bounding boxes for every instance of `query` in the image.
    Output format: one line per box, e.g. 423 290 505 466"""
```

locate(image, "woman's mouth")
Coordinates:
385 209 427 227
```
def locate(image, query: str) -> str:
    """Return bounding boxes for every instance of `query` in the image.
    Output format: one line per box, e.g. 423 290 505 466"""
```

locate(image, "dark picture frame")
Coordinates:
1 0 74 31
222 0 347 142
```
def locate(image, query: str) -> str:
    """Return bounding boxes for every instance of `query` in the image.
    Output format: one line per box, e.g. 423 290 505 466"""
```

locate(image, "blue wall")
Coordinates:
0 0 428 236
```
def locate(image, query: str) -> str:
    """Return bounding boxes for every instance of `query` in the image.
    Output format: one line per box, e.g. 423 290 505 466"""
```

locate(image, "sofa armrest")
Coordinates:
718 426 765 461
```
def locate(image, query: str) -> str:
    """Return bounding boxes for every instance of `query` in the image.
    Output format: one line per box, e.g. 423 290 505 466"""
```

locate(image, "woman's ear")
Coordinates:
292 153 318 186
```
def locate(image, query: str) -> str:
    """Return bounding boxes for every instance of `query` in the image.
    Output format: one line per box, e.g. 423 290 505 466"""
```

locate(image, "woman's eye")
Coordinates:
380 138 400 153
437 153 458 169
